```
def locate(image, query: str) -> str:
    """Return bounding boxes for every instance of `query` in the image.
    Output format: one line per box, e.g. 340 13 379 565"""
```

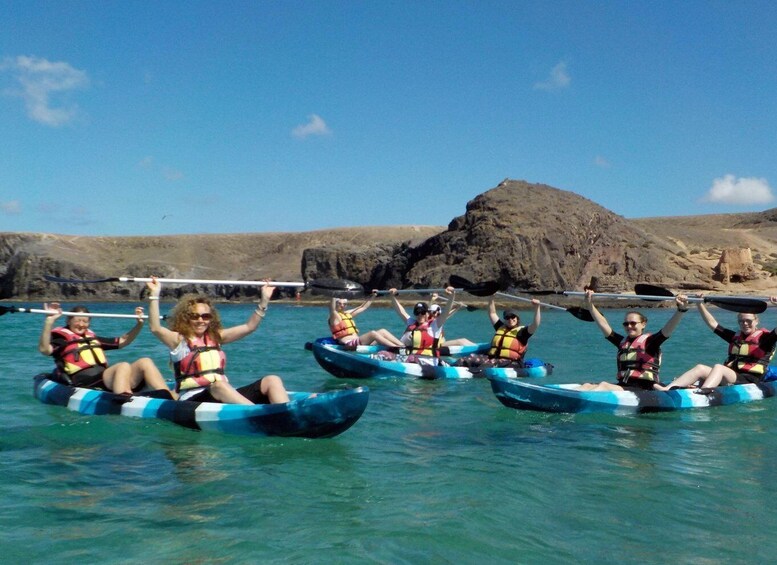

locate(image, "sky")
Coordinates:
2 0 777 236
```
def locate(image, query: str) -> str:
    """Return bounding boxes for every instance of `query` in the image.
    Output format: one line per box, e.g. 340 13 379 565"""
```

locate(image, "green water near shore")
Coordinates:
2 302 777 563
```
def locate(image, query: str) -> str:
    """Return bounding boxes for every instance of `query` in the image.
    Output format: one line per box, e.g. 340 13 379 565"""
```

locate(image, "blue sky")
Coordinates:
2 1 776 236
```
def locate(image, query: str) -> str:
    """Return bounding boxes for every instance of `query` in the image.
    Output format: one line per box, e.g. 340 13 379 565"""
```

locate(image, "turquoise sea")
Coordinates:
2 300 777 563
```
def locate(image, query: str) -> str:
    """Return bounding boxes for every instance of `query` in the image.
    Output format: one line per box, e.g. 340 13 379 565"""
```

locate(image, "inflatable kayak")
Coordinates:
487 374 777 414
33 374 369 438
306 338 551 380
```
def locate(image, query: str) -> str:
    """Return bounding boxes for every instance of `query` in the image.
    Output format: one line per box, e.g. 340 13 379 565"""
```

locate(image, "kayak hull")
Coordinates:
33 374 369 438
308 339 551 380
487 375 777 414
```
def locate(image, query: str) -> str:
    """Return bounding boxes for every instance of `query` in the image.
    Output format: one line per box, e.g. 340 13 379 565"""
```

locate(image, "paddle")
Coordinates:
373 278 500 299
43 274 365 297
496 291 594 322
634 284 768 314
448 275 501 297
0 305 166 319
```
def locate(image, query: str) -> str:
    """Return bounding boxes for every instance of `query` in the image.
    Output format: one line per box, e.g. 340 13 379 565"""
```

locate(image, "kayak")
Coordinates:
306 338 552 380
33 374 369 438
487 374 777 414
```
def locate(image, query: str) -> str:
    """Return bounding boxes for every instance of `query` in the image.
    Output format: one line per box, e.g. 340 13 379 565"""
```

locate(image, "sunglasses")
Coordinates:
622 321 641 327
738 318 756 324
189 312 213 321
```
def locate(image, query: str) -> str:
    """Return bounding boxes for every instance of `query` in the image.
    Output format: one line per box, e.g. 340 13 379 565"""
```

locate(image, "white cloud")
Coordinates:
1 200 21 214
138 156 154 169
703 174 774 205
162 167 184 181
1 55 90 126
292 114 331 139
594 155 611 168
534 62 570 91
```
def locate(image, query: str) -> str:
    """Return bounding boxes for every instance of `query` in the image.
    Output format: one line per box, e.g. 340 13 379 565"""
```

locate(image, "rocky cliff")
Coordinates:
3 180 777 301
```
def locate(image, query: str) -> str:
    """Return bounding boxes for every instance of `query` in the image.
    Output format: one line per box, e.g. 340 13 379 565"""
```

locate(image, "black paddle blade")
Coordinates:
307 278 365 298
448 275 500 297
44 274 119 284
634 283 675 298
448 274 474 288
567 307 594 322
0 306 14 316
465 281 501 297
705 297 768 314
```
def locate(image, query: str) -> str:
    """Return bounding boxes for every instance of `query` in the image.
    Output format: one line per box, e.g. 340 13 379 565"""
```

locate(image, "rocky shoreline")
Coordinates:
4 180 777 302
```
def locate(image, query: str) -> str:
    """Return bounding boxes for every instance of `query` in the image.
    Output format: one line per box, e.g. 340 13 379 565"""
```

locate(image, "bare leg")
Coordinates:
578 381 624 391
102 362 133 394
654 364 712 391
360 329 404 347
208 380 253 405
259 375 290 404
127 358 178 399
701 364 738 388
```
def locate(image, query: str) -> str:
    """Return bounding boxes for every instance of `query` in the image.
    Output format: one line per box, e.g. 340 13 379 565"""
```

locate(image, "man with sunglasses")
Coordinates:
579 289 689 391
656 295 777 391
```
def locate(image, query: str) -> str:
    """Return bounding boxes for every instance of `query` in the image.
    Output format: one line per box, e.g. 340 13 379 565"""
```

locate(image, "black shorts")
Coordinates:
735 373 763 385
71 367 108 390
182 378 270 404
618 378 659 391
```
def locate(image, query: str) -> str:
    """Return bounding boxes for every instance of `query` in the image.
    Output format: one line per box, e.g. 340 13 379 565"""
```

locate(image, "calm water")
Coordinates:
2 301 777 563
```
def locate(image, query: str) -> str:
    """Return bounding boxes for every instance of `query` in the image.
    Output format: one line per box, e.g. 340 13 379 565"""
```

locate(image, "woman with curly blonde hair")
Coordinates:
146 278 289 405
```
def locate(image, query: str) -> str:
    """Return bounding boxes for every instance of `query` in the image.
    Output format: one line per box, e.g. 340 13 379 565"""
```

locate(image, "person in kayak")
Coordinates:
146 278 289 404
579 289 689 391
388 287 456 362
329 293 404 347
38 303 176 398
454 296 541 369
428 294 475 347
655 296 777 391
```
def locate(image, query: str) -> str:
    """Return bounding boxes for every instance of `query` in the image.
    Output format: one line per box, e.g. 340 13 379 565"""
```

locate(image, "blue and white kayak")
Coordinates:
33 374 369 438
487 374 777 414
306 338 551 380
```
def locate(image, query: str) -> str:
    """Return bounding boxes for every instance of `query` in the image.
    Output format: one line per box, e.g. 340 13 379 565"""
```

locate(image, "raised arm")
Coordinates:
488 297 500 326
349 290 378 317
38 302 62 356
526 299 541 334
117 306 146 348
389 289 410 321
585 290 613 337
146 278 182 349
695 299 719 331
659 294 689 338
221 283 275 344
435 286 457 327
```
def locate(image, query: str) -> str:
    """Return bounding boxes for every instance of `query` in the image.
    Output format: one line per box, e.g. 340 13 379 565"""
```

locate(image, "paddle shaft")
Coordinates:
564 291 678 301
111 276 305 287
496 292 566 311
2 307 158 319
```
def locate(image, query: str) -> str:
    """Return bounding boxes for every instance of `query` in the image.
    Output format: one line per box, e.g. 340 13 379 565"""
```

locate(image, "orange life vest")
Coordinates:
331 312 358 340
488 325 528 360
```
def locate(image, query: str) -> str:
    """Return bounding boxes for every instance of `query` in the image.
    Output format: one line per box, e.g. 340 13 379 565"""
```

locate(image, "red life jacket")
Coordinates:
725 329 776 377
488 325 528 360
174 334 228 391
617 333 661 383
403 322 435 356
51 327 108 379
331 312 358 340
